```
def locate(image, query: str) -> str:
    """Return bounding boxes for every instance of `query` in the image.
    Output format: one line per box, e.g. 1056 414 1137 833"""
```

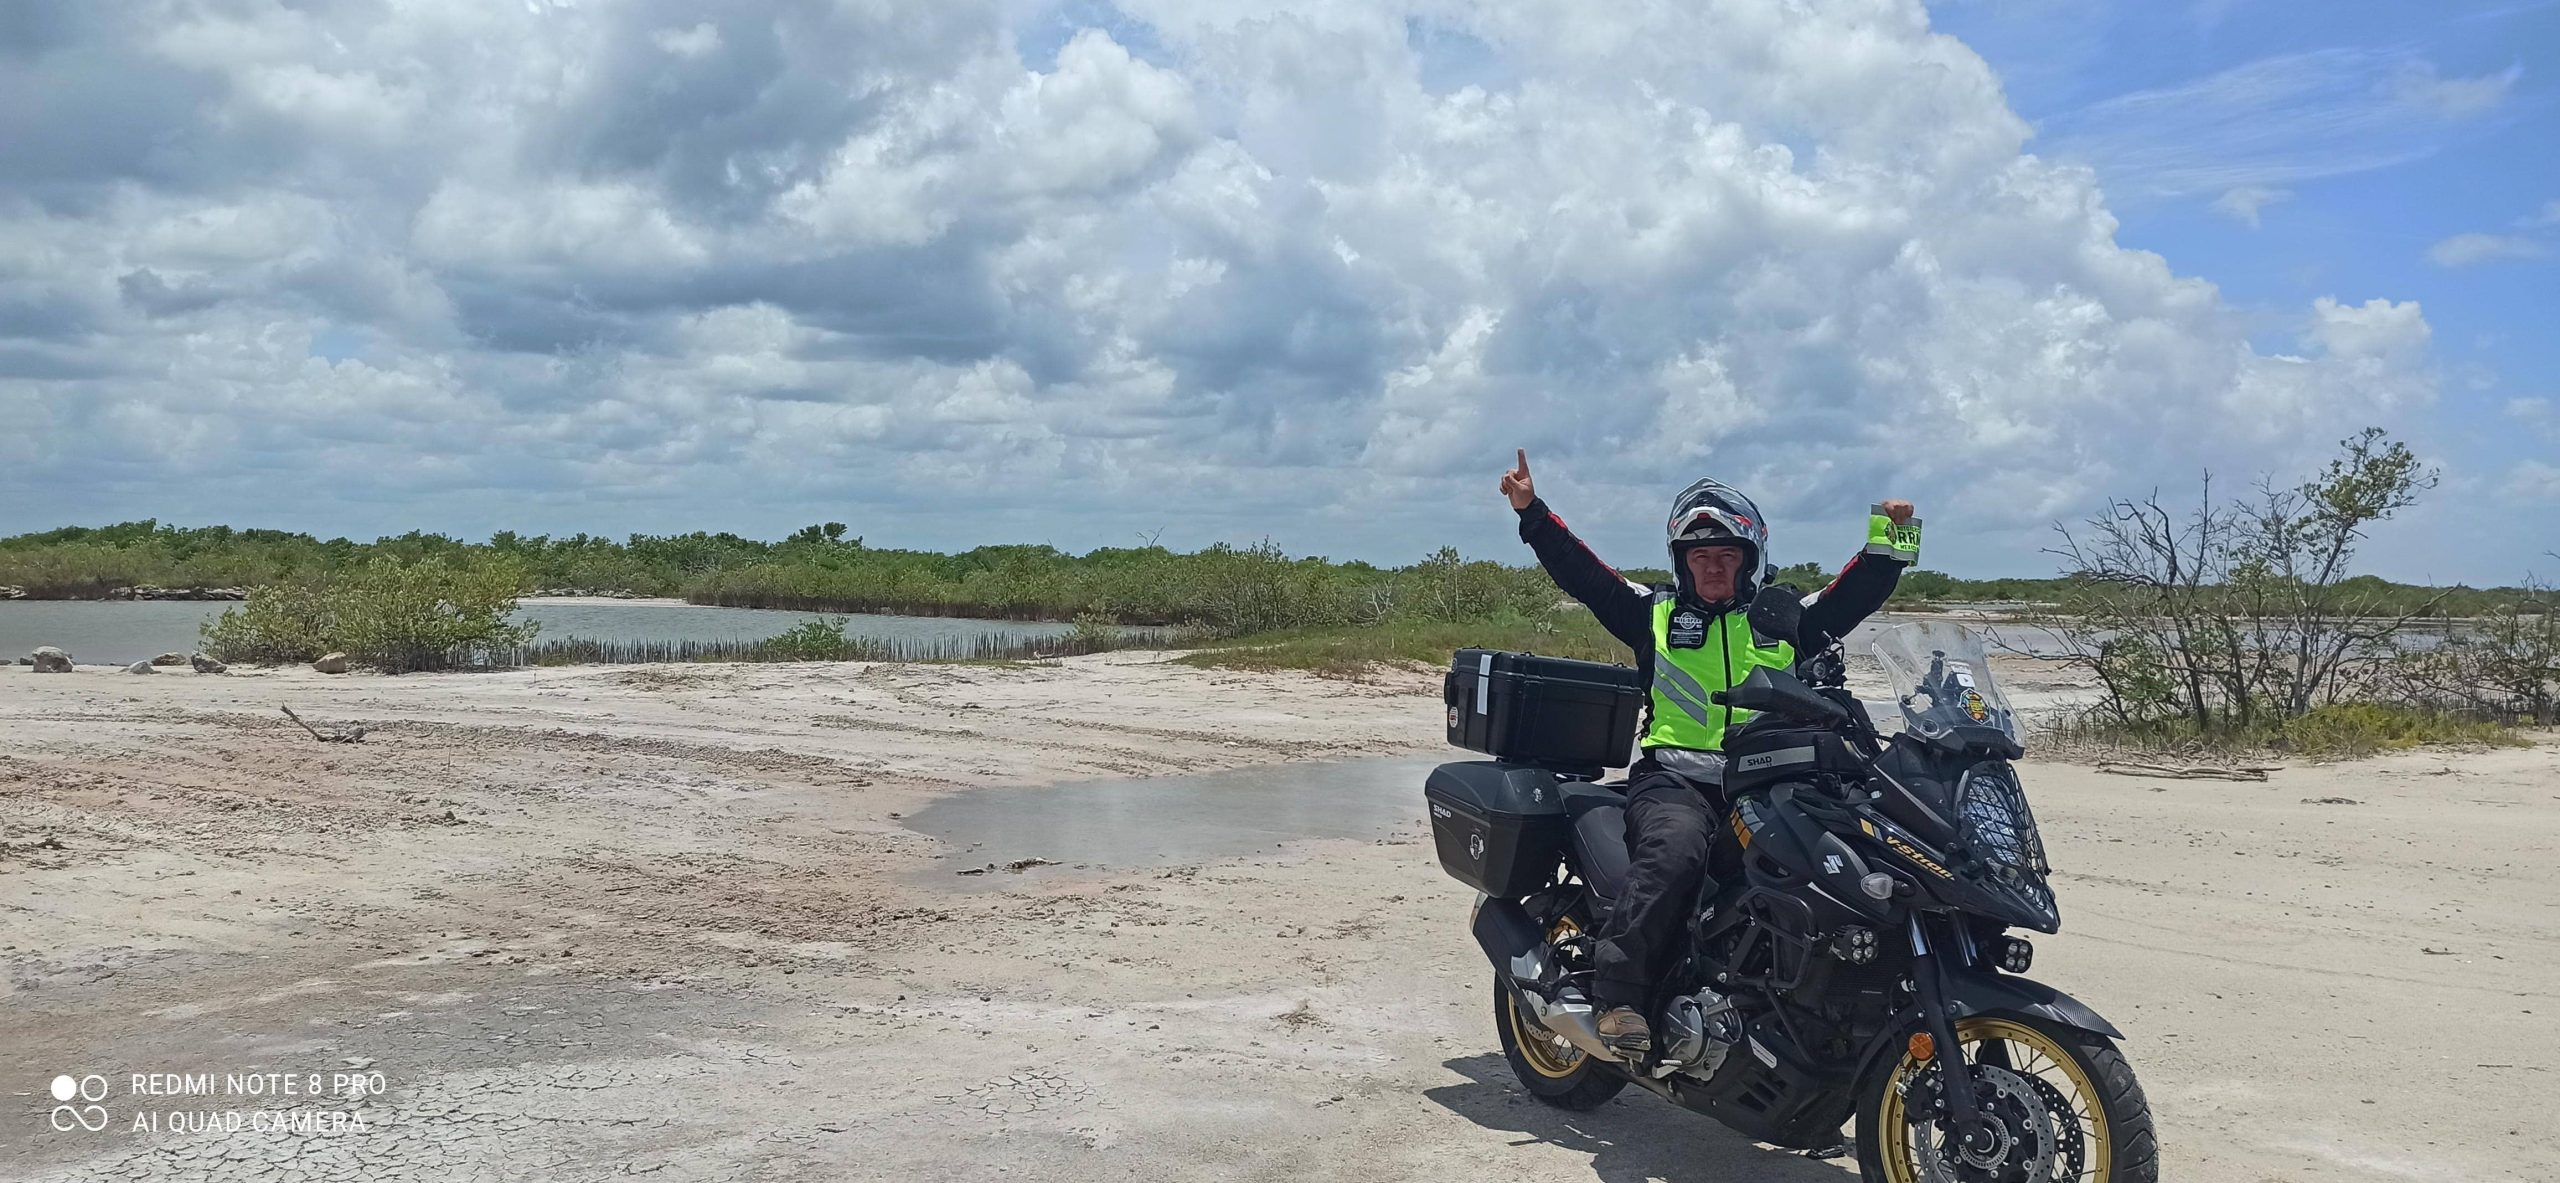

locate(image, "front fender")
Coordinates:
1939 968 2122 1039
1849 970 2125 1092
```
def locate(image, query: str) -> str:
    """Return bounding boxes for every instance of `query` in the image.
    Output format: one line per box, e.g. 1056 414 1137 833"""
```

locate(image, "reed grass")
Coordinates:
491 628 1129 668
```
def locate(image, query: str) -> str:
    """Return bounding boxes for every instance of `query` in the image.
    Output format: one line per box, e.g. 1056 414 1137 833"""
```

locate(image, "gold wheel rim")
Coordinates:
1504 987 1586 1078
1876 1016 2114 1183
1506 916 1588 1080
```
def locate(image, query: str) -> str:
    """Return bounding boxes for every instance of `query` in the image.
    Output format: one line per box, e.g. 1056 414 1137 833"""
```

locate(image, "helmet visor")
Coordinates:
1671 507 1755 548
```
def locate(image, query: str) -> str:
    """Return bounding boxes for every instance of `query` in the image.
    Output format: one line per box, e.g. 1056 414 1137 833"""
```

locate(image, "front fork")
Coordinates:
1908 914 1996 1160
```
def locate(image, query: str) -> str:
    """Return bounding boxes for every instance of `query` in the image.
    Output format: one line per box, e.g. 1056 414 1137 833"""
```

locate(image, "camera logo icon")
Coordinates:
49 1074 109 1133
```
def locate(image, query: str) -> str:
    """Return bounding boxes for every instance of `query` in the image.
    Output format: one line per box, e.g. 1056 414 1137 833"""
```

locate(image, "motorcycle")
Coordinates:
1425 587 2156 1182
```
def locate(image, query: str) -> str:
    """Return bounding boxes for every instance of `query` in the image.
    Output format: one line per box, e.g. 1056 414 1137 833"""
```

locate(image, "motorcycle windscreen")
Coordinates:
1871 621 2021 747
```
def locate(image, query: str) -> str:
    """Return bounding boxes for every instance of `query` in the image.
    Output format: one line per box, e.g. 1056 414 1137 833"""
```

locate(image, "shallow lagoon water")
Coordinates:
903 757 1447 886
0 599 1082 666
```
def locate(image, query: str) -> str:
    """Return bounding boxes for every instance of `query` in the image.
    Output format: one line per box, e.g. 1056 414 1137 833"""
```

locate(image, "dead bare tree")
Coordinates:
2401 572 2559 725
2035 477 2234 729
2037 429 2443 736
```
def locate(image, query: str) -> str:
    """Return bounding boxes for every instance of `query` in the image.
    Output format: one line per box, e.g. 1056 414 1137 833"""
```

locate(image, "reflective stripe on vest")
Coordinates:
1643 597 1795 754
1864 504 1922 562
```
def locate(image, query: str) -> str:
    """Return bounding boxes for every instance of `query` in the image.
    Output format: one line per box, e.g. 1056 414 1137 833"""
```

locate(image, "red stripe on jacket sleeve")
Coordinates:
1818 553 1862 599
1547 511 1624 578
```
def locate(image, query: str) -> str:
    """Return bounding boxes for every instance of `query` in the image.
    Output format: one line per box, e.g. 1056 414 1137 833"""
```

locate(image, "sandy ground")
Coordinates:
1 652 2554 1182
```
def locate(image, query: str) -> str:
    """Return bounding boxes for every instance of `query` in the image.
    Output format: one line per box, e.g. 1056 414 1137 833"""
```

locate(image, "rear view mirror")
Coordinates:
1746 584 1803 646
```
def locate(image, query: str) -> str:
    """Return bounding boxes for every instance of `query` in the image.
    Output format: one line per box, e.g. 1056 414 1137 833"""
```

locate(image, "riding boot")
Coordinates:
1597 1006 1653 1057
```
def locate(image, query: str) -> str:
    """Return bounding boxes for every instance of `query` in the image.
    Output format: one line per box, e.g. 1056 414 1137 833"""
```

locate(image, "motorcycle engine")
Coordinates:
1656 987 1742 1079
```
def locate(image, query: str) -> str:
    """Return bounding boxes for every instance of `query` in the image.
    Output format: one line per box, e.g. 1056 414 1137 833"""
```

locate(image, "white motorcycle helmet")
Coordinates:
1665 476 1769 602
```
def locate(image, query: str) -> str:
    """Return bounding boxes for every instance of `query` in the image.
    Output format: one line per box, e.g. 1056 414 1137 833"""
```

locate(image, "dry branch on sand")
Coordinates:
281 705 366 743
2094 761 2273 781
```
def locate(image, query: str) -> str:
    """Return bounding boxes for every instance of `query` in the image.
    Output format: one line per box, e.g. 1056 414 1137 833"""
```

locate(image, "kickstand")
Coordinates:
1800 1140 1852 1160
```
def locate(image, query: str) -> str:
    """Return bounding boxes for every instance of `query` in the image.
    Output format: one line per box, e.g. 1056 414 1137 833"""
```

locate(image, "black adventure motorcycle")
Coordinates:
1425 587 2156 1182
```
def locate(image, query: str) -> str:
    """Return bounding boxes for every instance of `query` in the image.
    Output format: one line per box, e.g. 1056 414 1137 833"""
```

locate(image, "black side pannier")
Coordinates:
1444 649 1642 776
1424 761 1572 896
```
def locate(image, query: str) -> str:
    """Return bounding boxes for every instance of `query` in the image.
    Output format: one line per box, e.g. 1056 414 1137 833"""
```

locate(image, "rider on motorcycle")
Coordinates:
1499 449 1918 1056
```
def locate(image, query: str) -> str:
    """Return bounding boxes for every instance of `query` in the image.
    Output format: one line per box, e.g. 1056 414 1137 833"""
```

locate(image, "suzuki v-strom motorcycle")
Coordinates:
1425 589 2156 1182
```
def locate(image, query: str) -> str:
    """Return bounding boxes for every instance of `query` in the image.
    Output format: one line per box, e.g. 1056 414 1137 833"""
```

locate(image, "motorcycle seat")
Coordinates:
1559 782 1631 906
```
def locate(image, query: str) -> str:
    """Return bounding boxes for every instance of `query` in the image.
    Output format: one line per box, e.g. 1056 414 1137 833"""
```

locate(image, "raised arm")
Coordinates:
1502 450 1655 651
1799 500 1919 646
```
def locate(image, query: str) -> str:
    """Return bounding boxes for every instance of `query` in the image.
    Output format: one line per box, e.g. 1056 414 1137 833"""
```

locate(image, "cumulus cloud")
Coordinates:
0 0 2469 570
2428 233 2547 267
2210 185 2290 229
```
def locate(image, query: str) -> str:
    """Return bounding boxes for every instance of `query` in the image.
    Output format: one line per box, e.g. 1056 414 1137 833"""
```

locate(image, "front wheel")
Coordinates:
1493 974 1626 1110
1855 1014 2157 1183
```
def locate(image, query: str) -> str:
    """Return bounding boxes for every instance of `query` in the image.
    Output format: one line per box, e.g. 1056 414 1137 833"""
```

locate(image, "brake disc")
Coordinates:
2024 1073 2087 1180
1909 1064 2058 1183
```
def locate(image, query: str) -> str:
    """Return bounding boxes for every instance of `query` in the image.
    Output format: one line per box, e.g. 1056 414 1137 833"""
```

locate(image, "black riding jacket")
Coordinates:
1514 497 1907 758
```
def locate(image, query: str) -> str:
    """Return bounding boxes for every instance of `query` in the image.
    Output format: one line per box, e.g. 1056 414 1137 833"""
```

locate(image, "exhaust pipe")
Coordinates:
1470 896 1546 982
1519 989 1621 1062
1472 896 1623 1064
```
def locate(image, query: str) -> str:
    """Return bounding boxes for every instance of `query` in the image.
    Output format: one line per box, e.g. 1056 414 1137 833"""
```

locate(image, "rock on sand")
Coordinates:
29 646 72 673
125 660 156 674
314 652 350 674
190 653 228 674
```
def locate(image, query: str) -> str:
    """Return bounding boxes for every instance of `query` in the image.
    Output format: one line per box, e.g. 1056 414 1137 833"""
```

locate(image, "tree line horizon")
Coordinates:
0 515 2541 626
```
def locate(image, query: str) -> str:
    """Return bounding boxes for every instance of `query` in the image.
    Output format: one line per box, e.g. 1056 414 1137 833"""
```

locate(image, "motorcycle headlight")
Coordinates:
1954 763 2059 931
1956 763 2049 879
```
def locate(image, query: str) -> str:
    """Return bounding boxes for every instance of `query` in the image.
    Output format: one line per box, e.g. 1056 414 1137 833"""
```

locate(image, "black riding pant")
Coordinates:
1592 766 1721 1011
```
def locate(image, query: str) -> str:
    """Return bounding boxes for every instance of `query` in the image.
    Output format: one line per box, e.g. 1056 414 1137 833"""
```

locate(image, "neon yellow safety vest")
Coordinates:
1643 597 1796 753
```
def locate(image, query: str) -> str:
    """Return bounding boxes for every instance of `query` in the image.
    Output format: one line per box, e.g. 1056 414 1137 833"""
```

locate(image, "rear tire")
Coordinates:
1855 1013 2157 1182
1494 974 1627 1110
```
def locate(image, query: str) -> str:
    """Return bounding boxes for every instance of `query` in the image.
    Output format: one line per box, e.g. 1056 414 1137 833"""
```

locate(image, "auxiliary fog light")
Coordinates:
1860 872 1896 900
1833 926 1878 965
1998 937 2034 973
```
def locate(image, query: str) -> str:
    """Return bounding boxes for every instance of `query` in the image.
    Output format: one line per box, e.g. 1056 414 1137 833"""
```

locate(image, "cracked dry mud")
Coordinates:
3 653 2557 1182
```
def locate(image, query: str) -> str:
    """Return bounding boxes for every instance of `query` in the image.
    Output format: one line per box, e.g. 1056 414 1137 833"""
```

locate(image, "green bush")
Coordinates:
2043 701 2525 761
2274 703 2522 758
333 557 539 673
197 582 336 665
1068 611 1121 651
757 617 851 662
200 556 537 673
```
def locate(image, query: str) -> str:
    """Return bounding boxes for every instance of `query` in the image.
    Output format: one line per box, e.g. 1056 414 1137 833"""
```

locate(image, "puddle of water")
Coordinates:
902 757 1446 887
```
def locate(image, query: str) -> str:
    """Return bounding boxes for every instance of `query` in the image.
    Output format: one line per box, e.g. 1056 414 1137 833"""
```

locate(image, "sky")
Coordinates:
1 0 2553 583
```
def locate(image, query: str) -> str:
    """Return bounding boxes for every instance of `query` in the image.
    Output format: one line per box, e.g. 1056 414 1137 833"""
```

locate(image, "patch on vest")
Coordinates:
1667 609 1708 648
